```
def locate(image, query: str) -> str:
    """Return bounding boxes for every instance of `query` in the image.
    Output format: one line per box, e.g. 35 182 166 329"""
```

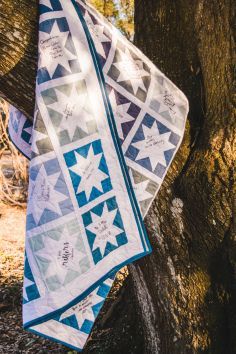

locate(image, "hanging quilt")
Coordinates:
8 0 189 351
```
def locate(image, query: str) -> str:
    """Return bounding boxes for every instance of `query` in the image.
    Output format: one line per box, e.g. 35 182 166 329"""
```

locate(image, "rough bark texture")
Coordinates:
0 0 38 120
0 1 235 353
131 0 236 353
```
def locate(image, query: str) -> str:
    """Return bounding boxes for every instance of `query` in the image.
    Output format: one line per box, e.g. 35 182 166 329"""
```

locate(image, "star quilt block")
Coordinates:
107 40 151 102
82 197 128 264
64 140 112 207
26 157 74 230
125 113 180 179
41 80 98 146
56 280 110 334
28 219 90 291
149 73 188 131
38 17 81 84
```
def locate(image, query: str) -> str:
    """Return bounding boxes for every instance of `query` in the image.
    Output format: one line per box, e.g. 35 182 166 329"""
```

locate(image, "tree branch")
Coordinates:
0 0 38 120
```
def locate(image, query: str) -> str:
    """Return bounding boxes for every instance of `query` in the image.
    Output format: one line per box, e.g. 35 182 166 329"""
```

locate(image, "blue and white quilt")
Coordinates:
8 0 188 351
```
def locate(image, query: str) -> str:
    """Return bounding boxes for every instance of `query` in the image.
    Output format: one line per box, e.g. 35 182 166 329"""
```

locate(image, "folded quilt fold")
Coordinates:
8 0 189 351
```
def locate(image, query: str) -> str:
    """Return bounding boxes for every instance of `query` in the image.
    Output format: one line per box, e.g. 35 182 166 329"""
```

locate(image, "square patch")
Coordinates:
26 157 74 230
82 197 128 264
55 278 112 333
28 219 90 291
41 80 98 146
64 140 112 207
106 40 151 103
149 73 187 130
38 17 81 84
125 113 180 178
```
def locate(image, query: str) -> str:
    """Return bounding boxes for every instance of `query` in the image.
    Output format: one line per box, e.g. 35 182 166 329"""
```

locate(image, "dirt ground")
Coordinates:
0 204 76 354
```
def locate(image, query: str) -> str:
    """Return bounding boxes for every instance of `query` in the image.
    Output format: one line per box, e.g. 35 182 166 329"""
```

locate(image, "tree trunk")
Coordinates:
0 0 38 120
0 1 235 353
130 0 235 353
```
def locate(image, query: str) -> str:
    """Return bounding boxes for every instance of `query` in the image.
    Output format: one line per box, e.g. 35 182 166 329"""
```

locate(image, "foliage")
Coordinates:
89 0 134 39
117 0 134 39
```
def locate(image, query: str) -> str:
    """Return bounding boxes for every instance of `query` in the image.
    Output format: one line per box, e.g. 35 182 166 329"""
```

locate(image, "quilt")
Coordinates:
7 0 189 351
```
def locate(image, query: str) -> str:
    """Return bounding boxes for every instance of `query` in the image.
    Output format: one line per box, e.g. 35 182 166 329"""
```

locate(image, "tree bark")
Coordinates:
0 0 38 120
131 0 236 353
0 1 235 353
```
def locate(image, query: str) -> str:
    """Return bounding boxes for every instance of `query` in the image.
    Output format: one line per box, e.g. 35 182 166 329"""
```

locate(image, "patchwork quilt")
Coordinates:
8 0 189 351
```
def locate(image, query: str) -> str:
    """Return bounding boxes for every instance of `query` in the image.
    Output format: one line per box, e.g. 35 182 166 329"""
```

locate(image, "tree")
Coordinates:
0 1 235 353
130 1 235 353
0 0 38 120
90 0 134 39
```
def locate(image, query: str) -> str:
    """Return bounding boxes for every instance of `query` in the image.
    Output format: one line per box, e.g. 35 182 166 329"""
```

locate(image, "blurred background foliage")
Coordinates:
90 0 134 39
